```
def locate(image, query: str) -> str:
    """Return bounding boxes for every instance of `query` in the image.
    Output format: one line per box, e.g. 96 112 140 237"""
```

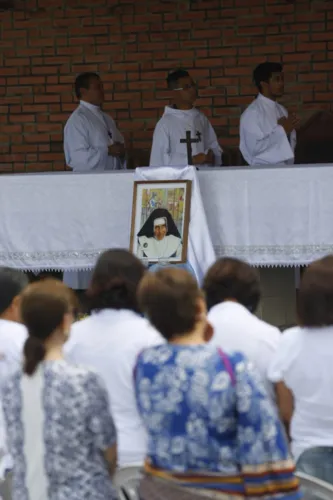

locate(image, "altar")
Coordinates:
1 164 333 327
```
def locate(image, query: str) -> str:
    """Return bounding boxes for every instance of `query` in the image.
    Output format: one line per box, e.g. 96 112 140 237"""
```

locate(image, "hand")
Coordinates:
192 152 207 165
278 114 299 134
205 149 215 165
290 112 301 131
108 142 125 157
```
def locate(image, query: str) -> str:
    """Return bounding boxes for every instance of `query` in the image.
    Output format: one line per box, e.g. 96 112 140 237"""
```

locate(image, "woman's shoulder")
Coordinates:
47 360 102 386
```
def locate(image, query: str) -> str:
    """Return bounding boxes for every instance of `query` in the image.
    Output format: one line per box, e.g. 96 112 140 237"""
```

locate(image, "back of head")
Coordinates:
298 255 333 327
138 267 201 340
253 62 282 91
86 249 145 314
166 69 190 90
22 279 78 376
74 71 99 99
203 257 261 312
0 267 28 317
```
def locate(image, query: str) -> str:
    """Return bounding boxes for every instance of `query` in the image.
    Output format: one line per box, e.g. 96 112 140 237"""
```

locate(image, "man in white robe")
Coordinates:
240 62 300 166
150 69 222 167
203 258 280 402
137 210 183 261
64 72 126 171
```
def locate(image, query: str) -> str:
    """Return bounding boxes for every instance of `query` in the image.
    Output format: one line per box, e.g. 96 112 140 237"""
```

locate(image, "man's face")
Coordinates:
154 223 167 241
81 77 105 106
264 72 284 98
173 76 197 106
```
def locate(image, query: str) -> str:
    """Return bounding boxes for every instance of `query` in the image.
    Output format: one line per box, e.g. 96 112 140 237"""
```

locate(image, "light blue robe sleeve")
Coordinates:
64 116 109 172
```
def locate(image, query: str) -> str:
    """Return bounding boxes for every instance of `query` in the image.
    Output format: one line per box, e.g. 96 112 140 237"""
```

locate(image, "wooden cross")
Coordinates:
180 130 201 165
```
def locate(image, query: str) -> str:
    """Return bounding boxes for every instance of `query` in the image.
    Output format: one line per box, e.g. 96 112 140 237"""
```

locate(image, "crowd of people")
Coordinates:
1 251 333 499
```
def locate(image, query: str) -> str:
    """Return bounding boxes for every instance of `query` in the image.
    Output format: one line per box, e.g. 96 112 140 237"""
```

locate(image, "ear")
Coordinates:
203 321 214 343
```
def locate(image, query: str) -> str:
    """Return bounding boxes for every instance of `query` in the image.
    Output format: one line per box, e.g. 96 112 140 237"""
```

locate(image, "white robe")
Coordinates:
64 100 126 172
137 234 182 260
239 93 296 166
150 106 222 167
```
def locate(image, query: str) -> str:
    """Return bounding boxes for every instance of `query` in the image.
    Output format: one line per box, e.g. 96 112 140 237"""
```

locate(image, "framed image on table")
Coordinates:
130 180 192 264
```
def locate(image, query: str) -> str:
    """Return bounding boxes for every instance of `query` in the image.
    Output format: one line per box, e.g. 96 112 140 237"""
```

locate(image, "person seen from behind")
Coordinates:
134 267 301 500
2 279 118 500
269 255 333 485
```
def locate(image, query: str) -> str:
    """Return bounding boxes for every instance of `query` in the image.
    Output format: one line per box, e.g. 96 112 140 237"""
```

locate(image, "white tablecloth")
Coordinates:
1 164 333 271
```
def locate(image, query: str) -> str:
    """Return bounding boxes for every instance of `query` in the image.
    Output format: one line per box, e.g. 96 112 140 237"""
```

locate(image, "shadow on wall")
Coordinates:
295 111 333 164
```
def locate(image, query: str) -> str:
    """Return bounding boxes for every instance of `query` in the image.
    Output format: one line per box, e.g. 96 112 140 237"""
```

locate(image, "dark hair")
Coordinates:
138 267 202 340
253 62 283 91
0 267 28 315
203 258 261 312
22 279 78 376
74 72 100 99
166 69 190 90
86 249 145 314
298 256 333 327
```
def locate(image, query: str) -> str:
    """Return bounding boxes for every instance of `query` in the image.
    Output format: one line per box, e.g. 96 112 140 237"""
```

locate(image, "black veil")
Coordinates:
137 208 181 238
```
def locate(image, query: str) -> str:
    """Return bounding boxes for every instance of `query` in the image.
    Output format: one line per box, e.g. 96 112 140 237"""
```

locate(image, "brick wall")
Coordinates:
0 0 332 172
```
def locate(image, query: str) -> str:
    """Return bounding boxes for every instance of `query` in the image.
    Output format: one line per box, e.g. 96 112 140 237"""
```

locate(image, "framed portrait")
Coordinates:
130 180 192 264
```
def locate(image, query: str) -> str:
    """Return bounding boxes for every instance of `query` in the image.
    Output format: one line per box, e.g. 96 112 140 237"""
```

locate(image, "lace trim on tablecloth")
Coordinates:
215 244 333 267
2 244 333 271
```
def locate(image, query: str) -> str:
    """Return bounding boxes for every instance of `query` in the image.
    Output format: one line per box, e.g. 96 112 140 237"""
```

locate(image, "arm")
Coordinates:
240 110 292 165
234 354 300 498
203 118 223 166
64 118 109 172
86 373 118 476
149 121 171 166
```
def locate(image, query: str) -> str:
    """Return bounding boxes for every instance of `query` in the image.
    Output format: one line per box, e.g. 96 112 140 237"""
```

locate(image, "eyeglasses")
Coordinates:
173 82 197 91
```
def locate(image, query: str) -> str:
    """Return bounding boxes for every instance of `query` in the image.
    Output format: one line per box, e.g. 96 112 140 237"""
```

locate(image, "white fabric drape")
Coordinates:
134 166 216 283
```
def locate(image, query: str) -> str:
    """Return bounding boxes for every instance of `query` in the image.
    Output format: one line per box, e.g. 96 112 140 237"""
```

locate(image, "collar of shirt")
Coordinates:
79 100 103 115
257 92 279 109
209 300 253 318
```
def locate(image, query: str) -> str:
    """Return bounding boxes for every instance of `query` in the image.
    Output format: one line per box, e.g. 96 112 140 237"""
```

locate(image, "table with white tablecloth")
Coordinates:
1 164 333 272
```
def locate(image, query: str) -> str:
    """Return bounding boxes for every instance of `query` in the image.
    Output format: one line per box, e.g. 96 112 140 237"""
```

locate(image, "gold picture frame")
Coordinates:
130 180 192 264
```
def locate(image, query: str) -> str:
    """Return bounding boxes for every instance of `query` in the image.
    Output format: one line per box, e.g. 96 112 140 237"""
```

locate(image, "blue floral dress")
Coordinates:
2 360 117 500
134 344 301 499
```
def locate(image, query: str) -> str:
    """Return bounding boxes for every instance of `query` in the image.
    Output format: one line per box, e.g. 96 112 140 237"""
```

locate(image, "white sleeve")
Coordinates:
149 121 171 166
267 328 298 385
64 117 109 172
240 110 291 165
106 115 125 144
203 117 223 166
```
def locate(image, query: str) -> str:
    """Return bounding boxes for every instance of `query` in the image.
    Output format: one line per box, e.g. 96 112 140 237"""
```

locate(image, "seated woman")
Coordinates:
65 249 163 469
134 268 301 500
269 255 333 485
2 280 117 500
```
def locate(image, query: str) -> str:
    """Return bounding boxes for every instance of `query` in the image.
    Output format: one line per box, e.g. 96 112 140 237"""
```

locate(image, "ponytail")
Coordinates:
24 336 46 376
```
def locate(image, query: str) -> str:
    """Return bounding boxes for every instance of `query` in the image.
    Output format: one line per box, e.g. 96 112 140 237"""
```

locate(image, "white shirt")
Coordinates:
208 302 280 401
150 106 222 167
0 320 27 479
268 325 333 461
64 100 126 172
137 235 182 260
64 309 164 467
239 93 296 166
